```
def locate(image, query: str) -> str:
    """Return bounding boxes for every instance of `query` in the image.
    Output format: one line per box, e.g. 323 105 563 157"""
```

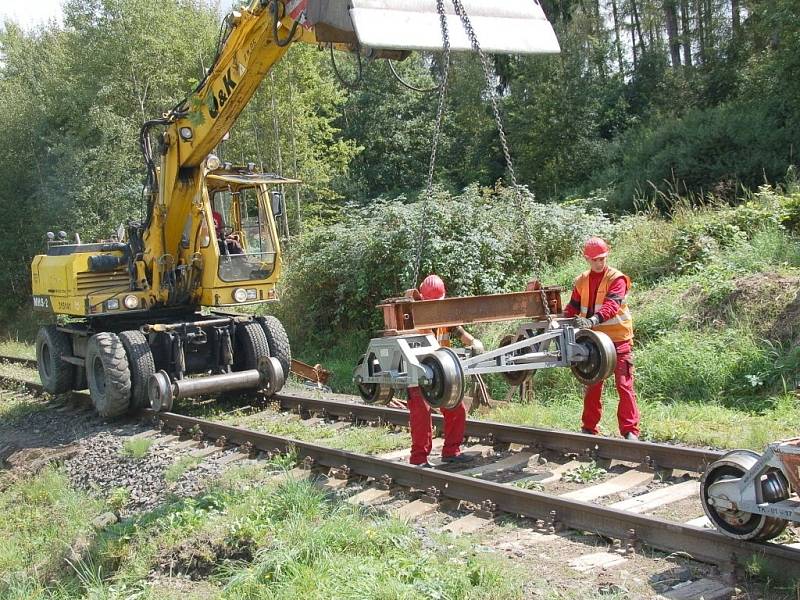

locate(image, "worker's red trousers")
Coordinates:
407 387 466 465
582 347 640 436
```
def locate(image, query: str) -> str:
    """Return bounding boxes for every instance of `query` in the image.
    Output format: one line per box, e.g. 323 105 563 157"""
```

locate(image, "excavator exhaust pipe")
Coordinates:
148 356 285 412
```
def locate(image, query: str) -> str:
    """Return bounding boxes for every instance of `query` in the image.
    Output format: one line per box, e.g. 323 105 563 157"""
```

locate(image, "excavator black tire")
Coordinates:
233 322 270 371
259 316 291 379
85 332 131 418
36 325 74 395
119 330 156 410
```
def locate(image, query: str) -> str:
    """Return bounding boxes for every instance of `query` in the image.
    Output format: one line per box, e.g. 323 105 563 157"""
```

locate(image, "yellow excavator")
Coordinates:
30 0 559 416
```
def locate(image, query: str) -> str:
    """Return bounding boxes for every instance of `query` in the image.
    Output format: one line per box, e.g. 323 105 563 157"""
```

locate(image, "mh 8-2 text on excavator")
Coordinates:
30 1 560 417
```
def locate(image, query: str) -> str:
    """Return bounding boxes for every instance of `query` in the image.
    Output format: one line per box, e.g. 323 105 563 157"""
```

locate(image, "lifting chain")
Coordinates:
411 0 452 288
411 1 551 321
448 0 552 320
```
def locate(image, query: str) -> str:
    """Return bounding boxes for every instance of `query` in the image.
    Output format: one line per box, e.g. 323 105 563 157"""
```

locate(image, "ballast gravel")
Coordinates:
63 432 227 516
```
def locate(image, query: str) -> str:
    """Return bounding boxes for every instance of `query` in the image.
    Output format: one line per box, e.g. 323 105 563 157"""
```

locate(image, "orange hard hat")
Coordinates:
583 237 610 259
419 274 446 300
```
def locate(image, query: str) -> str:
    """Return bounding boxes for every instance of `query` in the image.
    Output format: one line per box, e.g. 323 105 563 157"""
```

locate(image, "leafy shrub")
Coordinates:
275 185 610 343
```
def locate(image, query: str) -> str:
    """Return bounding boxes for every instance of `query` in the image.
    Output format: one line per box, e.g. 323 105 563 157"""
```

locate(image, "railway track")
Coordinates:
2 357 799 586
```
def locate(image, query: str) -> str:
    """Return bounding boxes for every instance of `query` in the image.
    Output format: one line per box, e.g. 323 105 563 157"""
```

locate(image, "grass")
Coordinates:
562 462 607 484
0 338 36 359
164 456 202 483
0 390 47 424
228 412 411 456
5 464 521 599
120 438 154 460
0 467 102 598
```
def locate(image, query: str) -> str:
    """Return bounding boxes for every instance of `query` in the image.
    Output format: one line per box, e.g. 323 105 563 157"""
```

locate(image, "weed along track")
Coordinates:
1 364 799 593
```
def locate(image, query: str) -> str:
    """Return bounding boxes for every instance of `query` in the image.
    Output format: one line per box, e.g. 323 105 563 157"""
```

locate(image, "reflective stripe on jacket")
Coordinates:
575 267 633 342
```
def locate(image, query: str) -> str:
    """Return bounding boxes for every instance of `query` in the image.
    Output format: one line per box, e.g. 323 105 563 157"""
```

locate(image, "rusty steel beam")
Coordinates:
291 359 331 385
380 287 562 333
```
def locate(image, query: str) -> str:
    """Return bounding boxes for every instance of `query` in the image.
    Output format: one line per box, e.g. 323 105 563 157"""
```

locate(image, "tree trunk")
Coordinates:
631 0 646 54
611 0 625 73
680 0 693 66
731 0 740 38
695 0 705 64
665 0 682 67
630 13 638 67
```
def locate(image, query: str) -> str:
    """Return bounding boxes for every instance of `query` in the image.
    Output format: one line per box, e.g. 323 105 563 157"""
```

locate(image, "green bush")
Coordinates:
276 185 611 345
603 99 799 211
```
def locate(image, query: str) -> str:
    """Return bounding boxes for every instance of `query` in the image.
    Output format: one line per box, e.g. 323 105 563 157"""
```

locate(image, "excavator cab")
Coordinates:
198 166 298 305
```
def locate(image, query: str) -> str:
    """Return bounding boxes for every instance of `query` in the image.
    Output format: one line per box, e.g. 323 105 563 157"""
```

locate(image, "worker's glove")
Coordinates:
573 316 597 329
469 339 485 355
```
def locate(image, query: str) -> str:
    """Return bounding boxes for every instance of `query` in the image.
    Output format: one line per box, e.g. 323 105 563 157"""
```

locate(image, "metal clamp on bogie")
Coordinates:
148 356 284 412
353 323 617 410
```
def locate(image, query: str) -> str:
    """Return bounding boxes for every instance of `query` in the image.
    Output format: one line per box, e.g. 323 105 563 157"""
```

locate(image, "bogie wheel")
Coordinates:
499 333 533 386
355 354 393 405
259 316 291 379
36 325 74 394
119 330 156 410
701 449 789 541
570 329 617 386
233 322 270 371
85 332 131 417
420 347 465 410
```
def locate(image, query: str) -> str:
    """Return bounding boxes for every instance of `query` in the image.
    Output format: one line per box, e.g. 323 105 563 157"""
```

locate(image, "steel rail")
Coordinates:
0 356 721 472
146 409 800 580
275 393 722 472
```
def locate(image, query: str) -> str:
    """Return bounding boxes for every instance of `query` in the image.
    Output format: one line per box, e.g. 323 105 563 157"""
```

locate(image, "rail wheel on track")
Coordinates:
701 449 790 541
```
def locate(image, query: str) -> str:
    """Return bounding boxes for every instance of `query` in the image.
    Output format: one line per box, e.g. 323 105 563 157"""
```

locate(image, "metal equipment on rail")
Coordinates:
353 283 617 407
29 1 560 416
701 438 800 541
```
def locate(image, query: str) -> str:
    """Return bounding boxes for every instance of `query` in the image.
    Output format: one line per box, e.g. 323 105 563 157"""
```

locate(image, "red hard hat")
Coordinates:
419 274 446 300
583 237 610 259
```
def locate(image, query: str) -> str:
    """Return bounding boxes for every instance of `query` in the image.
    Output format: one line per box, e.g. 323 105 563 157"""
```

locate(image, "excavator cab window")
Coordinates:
212 185 276 282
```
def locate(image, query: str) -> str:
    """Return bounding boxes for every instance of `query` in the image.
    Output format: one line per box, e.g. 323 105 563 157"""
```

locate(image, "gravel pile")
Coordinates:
64 432 226 516
65 433 172 515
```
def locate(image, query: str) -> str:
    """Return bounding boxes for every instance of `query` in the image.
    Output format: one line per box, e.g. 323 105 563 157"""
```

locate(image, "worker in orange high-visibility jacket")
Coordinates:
408 274 484 467
563 237 641 441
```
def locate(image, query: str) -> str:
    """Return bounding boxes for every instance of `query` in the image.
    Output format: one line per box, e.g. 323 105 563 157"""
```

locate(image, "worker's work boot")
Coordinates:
625 432 639 441
581 428 597 435
442 453 475 464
